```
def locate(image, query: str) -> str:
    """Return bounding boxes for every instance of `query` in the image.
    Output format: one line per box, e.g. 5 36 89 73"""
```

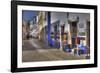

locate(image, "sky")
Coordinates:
22 10 38 22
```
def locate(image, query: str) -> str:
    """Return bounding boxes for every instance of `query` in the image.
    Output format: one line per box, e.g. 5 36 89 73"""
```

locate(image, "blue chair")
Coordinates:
78 44 87 55
64 44 72 52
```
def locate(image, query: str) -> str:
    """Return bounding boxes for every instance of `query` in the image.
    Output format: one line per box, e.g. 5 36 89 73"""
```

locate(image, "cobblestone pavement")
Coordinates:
22 39 86 62
22 49 86 62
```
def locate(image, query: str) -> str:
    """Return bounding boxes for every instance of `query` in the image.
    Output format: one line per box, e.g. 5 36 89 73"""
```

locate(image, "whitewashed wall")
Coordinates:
51 12 90 32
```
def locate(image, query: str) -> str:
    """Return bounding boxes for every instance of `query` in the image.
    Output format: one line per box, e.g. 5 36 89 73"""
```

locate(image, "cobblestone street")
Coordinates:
22 39 86 62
